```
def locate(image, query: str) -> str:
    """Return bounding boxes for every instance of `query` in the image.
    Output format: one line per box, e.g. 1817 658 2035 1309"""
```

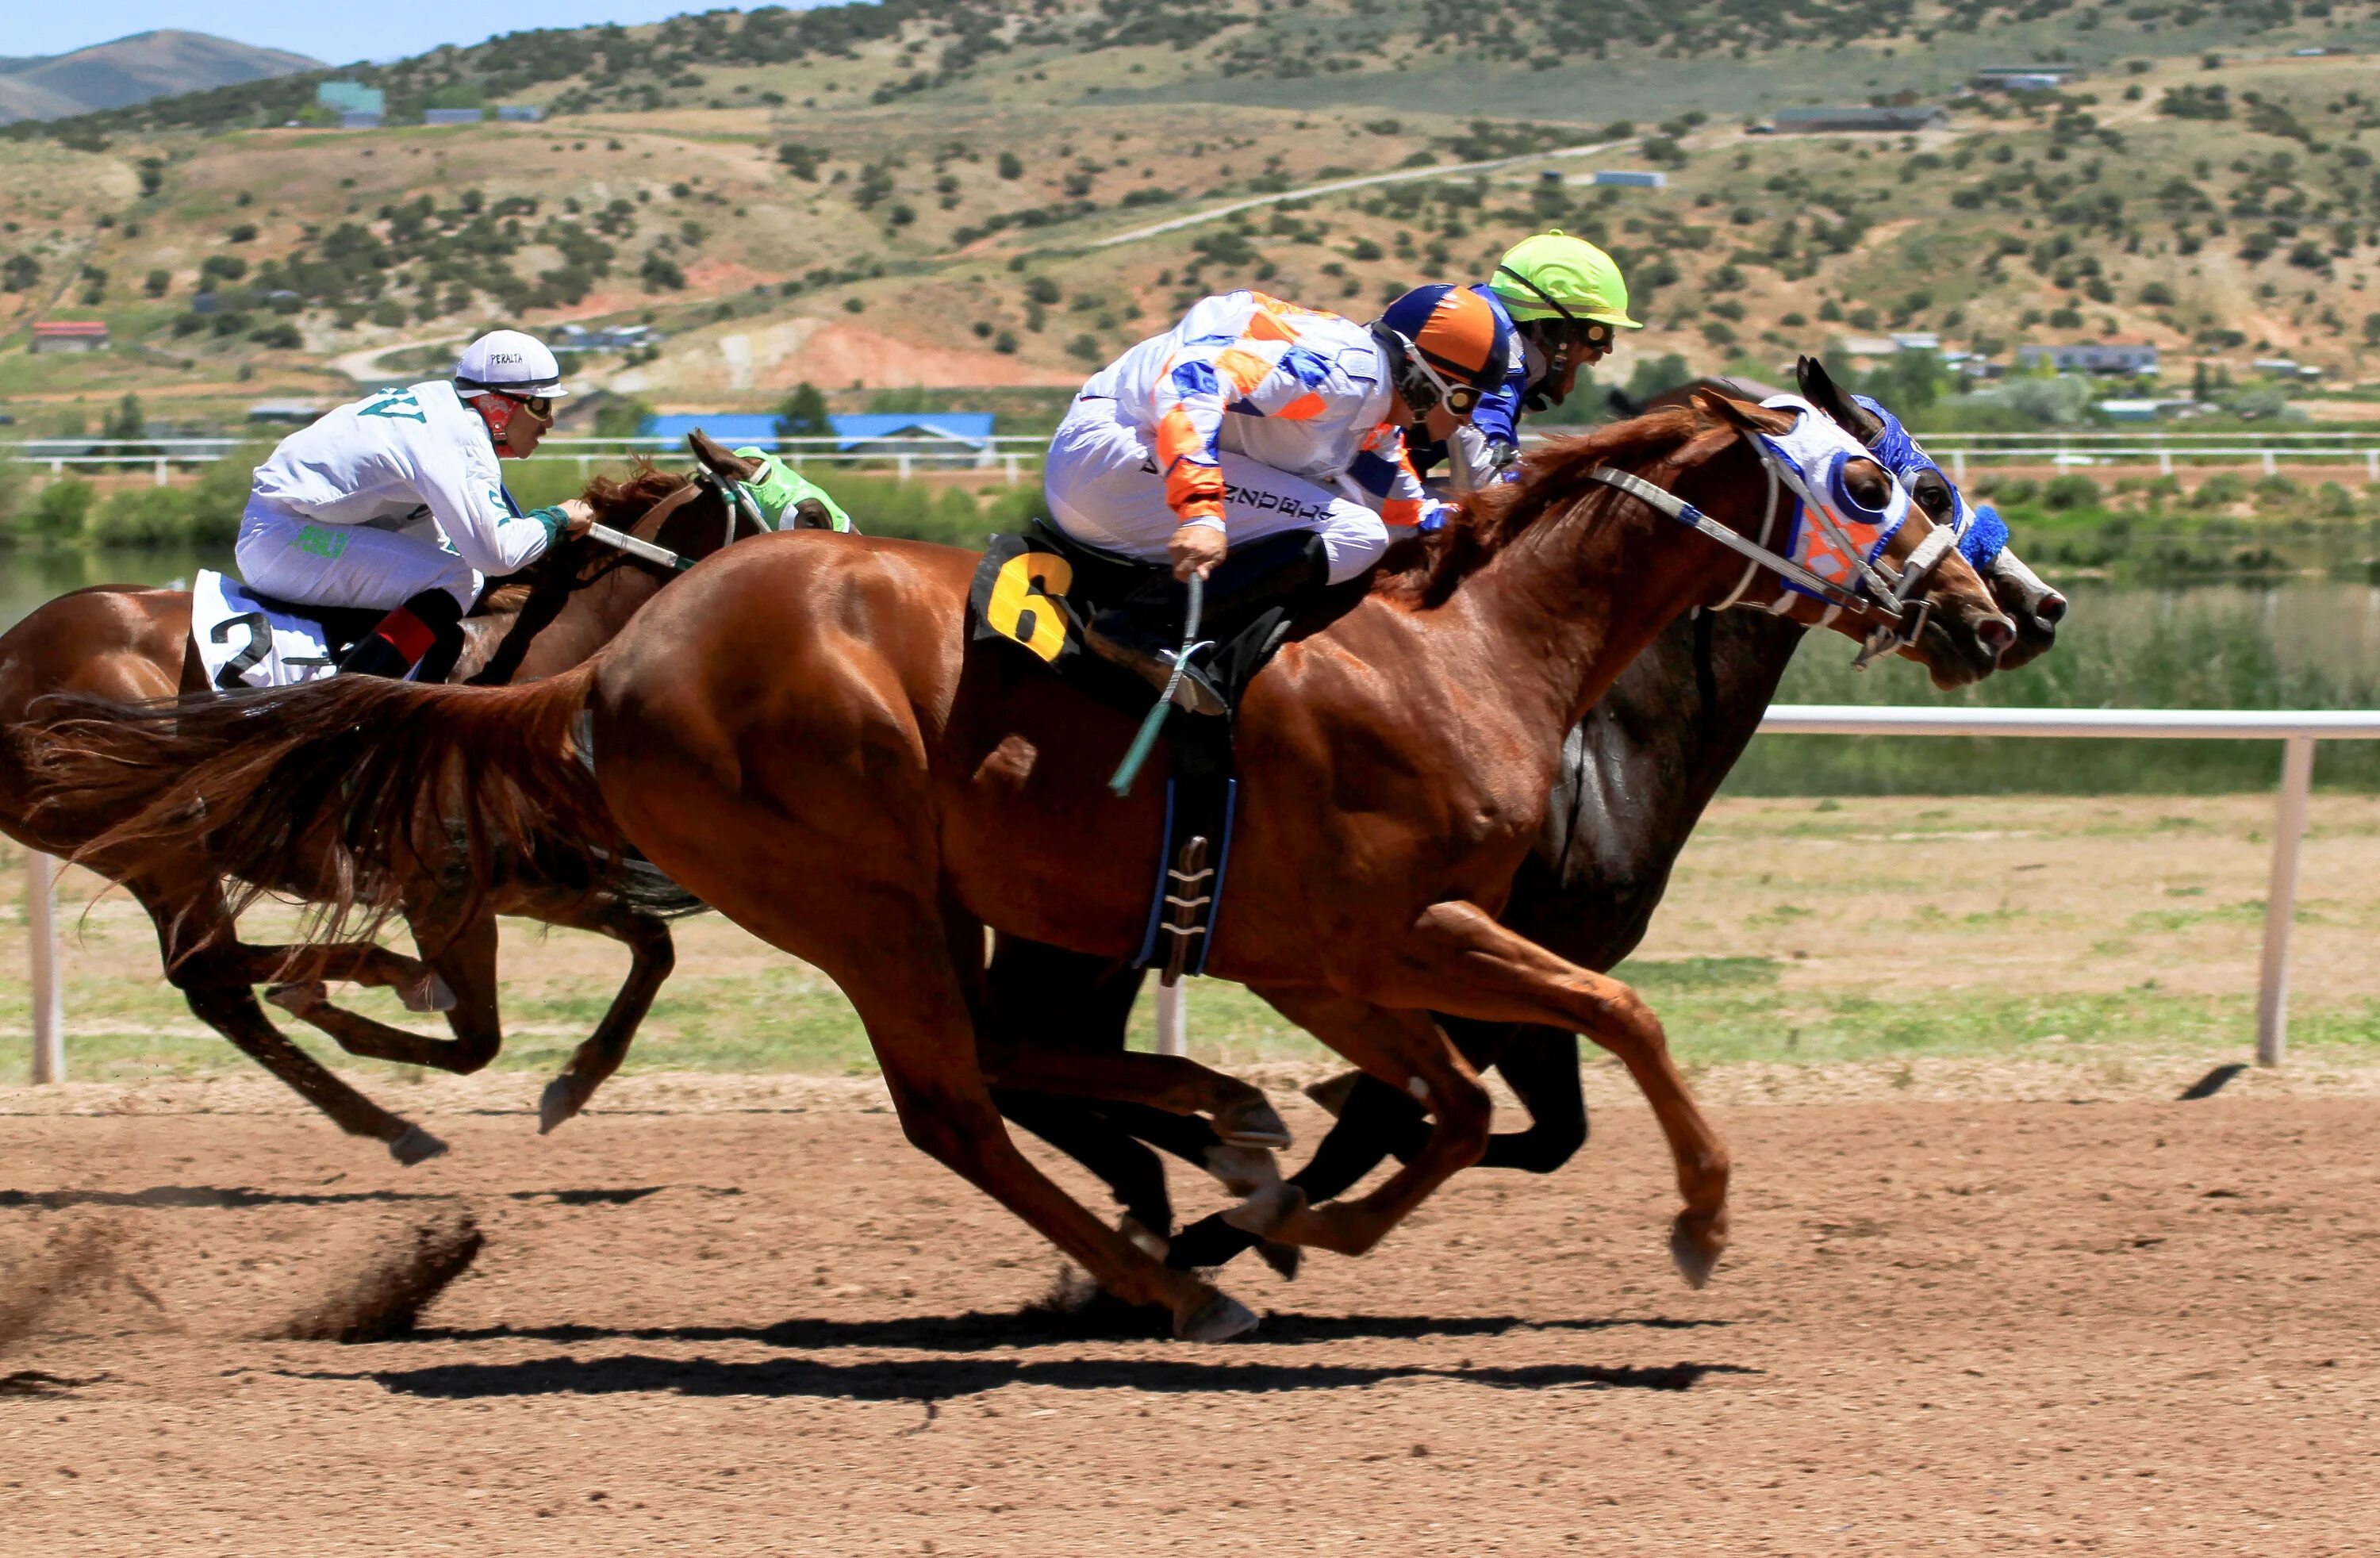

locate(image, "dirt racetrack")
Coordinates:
3 1080 2377 1554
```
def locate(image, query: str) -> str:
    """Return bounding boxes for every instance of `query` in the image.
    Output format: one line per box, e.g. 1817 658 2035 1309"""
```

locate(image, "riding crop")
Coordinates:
1107 572 1203 797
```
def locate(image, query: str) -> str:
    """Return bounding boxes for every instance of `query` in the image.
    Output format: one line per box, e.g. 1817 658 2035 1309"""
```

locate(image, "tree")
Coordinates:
997 151 1023 180
104 393 145 441
144 268 171 297
2 255 40 293
776 382 831 439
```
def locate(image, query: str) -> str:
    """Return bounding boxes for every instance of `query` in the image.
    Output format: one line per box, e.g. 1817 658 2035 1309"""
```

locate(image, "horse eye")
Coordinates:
1913 474 1955 520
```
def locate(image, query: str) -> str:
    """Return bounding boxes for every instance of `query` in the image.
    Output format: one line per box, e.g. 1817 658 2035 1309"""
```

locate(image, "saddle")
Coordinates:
967 523 1329 980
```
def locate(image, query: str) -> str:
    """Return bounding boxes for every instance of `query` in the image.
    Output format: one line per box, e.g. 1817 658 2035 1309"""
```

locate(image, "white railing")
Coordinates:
18 430 2380 487
1756 706 2380 1066
21 707 2380 1081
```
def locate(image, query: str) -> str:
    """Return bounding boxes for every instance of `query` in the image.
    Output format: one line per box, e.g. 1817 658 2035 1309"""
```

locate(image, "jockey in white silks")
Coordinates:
234 329 594 679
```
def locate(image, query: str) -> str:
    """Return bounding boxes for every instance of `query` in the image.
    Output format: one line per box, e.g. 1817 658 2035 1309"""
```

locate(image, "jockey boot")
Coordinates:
338 590 464 681
1084 532 1328 717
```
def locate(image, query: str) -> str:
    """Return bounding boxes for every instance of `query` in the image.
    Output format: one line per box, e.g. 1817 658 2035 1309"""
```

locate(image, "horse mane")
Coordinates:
1373 405 1706 609
582 462 688 530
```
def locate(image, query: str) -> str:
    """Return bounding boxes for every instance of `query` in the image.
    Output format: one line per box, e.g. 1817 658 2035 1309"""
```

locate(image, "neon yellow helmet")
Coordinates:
1488 230 1641 331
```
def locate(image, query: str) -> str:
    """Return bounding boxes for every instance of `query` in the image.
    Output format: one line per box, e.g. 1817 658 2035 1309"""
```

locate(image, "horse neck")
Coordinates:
510 566 668 680
1448 478 1731 737
1530 608 1808 966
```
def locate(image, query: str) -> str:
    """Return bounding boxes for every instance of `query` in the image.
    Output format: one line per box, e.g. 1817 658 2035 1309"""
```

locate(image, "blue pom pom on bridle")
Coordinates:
1959 503 2009 572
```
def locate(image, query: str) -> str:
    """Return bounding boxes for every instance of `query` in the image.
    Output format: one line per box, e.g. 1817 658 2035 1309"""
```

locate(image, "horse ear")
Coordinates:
1689 387 1795 436
685 428 762 482
1796 356 1884 444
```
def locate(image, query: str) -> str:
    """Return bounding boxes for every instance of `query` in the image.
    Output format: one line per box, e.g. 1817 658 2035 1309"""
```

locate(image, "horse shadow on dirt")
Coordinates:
297 1352 1757 1403
409 1309 1733 1353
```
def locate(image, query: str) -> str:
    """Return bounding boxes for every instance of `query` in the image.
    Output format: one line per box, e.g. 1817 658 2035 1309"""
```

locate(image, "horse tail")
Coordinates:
24 662 614 939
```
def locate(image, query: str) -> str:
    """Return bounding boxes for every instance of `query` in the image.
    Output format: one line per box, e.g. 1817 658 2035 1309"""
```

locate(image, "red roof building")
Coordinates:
31 320 110 353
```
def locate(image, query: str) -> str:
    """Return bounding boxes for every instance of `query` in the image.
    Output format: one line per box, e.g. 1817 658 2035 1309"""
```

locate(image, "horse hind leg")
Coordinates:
128 877 447 1165
259 911 505 1076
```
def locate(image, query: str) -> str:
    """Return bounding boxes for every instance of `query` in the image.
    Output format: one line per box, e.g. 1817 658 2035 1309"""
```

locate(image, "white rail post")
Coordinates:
152 457 169 487
2255 735 2317 1068
1950 449 1966 484
27 850 64 1084
2262 447 2278 477
1154 979 1188 1057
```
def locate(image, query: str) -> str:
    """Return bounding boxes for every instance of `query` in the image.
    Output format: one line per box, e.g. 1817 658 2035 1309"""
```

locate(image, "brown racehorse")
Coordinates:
0 442 766 1161
31 393 2014 1340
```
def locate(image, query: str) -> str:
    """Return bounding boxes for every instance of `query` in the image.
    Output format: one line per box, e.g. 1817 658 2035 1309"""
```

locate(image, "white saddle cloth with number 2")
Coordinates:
192 570 340 691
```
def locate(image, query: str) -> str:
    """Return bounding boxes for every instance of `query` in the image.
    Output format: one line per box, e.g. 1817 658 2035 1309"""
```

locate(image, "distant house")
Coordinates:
30 320 108 353
2096 398 2200 422
557 322 658 352
831 413 997 467
1972 64 2086 90
420 107 483 126
319 81 384 129
247 401 326 424
496 105 543 122
1772 106 1948 133
640 413 784 446
2251 357 2324 381
1589 170 1666 189
2016 343 2160 376
1837 336 1902 358
1890 332 1940 351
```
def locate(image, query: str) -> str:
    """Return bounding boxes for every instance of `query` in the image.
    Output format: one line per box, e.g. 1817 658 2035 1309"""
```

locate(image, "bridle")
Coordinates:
1580 404 1959 670
582 466 768 574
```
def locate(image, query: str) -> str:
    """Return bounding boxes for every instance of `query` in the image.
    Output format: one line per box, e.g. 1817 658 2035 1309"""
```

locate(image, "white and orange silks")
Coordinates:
1045 290 1446 585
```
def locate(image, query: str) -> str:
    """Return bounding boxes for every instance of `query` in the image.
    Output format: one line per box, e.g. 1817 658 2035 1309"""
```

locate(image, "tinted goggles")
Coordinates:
1407 350 1484 418
500 393 555 421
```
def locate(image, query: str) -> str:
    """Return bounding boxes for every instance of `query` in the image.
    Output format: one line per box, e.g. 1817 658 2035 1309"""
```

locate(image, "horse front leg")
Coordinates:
1384 900 1729 1287
1226 988 1491 1257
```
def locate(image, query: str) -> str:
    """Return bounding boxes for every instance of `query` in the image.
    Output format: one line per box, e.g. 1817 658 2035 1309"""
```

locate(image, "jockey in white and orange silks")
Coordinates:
1046 286 1513 586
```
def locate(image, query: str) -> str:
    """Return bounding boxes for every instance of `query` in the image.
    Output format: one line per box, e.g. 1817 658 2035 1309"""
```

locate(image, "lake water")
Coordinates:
1 547 236 635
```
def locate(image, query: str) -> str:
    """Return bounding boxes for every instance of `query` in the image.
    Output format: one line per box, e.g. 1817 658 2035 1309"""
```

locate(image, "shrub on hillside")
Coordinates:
21 478 94 543
2041 474 2102 512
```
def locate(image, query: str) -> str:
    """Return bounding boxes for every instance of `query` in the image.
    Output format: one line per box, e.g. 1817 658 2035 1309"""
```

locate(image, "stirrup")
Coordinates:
1084 627 1227 716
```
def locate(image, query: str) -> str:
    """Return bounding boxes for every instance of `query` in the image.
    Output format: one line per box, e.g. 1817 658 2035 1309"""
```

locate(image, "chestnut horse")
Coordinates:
0 441 766 1160
32 393 2013 1340
996 363 2069 1270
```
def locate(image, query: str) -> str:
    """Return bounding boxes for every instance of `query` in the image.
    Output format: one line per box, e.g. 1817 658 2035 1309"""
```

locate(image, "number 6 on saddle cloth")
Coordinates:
966 524 1330 983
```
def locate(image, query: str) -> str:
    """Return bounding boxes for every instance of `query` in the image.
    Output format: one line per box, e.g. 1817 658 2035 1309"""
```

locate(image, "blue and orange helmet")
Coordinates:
1372 284 1512 419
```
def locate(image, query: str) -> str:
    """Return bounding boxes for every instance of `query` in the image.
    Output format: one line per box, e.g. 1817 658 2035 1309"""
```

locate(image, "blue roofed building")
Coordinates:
635 411 1000 468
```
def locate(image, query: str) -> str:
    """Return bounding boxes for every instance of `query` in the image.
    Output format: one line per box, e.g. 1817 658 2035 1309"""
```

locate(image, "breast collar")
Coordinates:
1582 397 1957 669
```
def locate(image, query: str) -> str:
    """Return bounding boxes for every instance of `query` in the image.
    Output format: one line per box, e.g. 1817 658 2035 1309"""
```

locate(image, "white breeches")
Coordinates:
235 500 482 613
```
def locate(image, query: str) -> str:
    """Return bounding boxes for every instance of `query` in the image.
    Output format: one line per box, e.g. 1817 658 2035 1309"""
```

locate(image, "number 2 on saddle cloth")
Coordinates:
966 531 1242 984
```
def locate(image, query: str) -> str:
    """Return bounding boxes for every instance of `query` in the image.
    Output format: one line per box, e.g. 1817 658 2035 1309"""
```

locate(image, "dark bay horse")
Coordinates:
0 439 767 1161
31 393 2015 1340
992 362 2072 1272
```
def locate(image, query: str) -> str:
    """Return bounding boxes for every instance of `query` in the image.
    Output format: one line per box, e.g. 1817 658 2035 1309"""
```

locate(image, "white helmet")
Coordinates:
455 329 568 397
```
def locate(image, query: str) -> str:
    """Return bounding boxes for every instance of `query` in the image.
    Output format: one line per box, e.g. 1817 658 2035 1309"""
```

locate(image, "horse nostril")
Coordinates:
2036 591 2069 625
1977 615 2017 654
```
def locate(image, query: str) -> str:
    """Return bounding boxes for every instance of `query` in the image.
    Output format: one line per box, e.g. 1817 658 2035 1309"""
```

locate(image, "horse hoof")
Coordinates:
1257 1241 1303 1282
1222 1181 1305 1238
1175 1292 1259 1343
1668 1212 1726 1291
1200 1143 1280 1196
401 970 457 1014
537 1075 584 1136
265 980 328 1018
1303 1069 1361 1119
1214 1097 1292 1150
389 1124 450 1166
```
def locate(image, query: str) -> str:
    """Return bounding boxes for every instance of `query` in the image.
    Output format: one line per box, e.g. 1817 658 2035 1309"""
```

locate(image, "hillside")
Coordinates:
0 31 320 126
8 2 2380 428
